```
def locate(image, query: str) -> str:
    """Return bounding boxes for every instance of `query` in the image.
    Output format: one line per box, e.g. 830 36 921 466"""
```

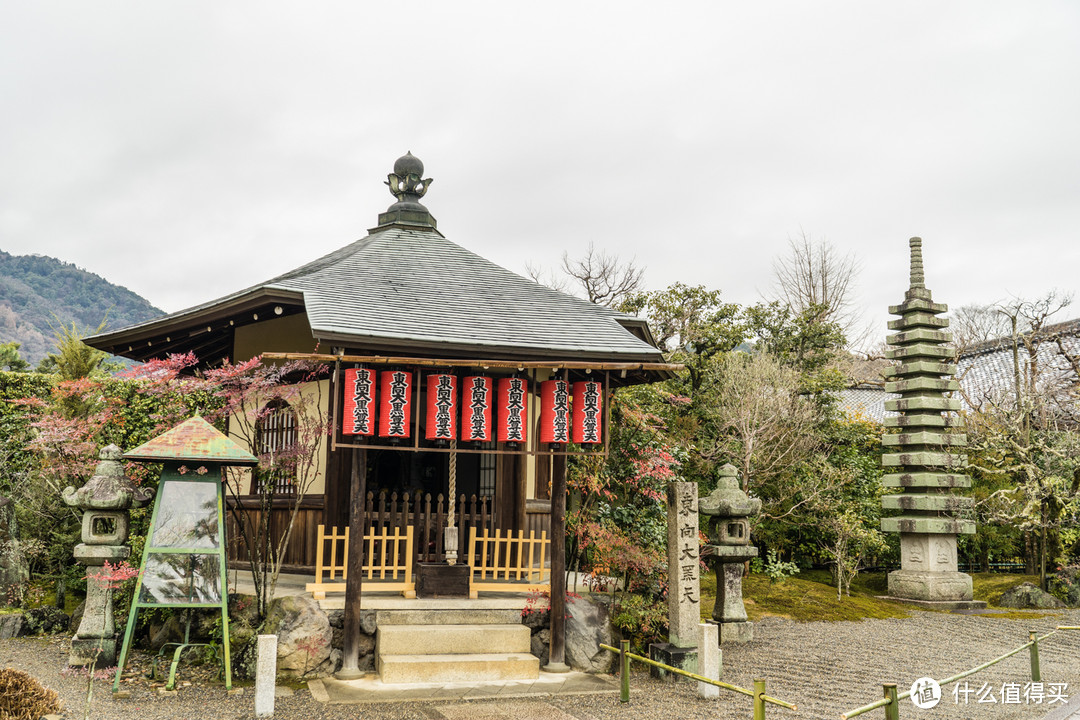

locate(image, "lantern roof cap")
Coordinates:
125 416 259 466
61 444 152 510
699 464 761 518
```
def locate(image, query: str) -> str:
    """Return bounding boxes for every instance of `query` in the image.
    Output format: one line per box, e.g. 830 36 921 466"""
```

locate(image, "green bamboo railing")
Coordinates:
600 642 797 719
841 626 1079 719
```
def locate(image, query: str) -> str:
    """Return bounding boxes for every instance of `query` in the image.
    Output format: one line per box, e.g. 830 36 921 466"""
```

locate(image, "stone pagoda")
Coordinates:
881 237 979 606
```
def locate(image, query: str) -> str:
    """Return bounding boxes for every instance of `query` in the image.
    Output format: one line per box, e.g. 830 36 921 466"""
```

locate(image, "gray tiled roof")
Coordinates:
957 319 1080 419
836 385 896 423
94 225 663 361
837 318 1080 425
267 226 660 358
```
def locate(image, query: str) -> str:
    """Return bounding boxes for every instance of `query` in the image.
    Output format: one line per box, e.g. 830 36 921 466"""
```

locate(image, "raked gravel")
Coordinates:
4 609 1080 720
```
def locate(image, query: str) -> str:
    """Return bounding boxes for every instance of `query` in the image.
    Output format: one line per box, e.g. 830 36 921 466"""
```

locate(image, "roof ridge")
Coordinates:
958 316 1080 359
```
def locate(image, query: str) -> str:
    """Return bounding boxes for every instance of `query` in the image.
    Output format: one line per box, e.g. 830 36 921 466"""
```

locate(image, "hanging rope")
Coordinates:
448 438 457 529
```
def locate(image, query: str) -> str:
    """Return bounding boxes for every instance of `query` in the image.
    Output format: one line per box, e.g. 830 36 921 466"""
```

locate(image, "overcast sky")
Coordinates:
3 3 1079 349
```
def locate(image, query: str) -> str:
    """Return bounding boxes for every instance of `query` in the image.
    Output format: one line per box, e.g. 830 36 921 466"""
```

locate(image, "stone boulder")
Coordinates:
149 615 187 651
263 595 335 678
530 628 550 667
0 613 24 639
564 595 613 673
522 605 550 632
997 582 1066 609
325 608 377 650
226 594 260 651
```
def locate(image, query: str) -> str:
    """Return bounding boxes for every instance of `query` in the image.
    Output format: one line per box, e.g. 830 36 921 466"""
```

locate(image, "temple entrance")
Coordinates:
347 446 519 565
365 446 497 501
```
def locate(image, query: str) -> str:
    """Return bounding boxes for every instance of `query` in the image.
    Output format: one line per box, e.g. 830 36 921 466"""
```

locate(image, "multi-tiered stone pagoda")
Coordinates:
881 237 978 605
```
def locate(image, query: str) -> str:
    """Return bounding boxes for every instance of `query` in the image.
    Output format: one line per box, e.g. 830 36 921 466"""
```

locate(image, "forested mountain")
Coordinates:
0 249 163 364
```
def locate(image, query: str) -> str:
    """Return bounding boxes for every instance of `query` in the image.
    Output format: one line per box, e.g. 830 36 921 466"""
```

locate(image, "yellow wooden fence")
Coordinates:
307 525 551 599
467 527 550 598
306 524 416 599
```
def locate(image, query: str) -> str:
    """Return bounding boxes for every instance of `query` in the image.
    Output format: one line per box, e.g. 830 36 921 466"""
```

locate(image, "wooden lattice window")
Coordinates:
479 449 497 498
253 398 298 495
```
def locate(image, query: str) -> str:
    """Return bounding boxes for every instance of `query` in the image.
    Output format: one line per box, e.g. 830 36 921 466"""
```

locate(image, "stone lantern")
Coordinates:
62 445 153 667
699 464 760 643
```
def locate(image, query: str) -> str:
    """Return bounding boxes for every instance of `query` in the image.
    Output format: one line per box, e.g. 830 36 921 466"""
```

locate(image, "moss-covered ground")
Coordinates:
700 569 1054 623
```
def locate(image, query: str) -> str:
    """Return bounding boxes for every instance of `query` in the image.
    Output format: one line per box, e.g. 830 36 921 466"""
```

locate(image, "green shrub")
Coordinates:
611 593 667 654
1048 565 1080 607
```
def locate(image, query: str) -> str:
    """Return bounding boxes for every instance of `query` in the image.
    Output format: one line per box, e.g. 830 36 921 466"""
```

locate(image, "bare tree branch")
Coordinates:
559 242 645 307
770 231 866 346
524 261 570 294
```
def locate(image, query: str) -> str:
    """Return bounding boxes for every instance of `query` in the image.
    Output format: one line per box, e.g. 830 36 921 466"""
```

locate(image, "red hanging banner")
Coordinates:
539 379 571 444
461 375 493 442
377 370 412 439
342 368 376 436
497 377 528 443
425 373 458 441
571 381 603 444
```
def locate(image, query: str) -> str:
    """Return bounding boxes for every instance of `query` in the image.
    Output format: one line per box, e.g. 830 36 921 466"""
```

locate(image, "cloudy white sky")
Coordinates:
2 3 1078 348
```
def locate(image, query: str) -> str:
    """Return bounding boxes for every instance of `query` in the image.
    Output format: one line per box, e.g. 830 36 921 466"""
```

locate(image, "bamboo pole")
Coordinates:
620 640 630 703
598 644 797 710
1029 630 1041 682
883 684 899 720
841 629 1061 718
262 351 683 373
753 679 766 720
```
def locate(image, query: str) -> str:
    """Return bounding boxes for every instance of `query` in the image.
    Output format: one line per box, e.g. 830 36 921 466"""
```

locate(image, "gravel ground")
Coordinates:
4 609 1080 720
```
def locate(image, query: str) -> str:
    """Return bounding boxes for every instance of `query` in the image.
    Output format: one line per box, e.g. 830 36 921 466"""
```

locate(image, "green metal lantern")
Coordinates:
113 416 257 693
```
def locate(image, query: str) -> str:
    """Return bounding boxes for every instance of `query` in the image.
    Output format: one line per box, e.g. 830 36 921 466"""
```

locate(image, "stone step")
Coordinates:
377 623 531 655
377 652 540 684
376 609 523 626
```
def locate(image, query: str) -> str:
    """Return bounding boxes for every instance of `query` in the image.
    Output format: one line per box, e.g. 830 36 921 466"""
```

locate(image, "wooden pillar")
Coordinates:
545 452 570 672
335 448 367 680
323 360 347 530
496 452 526 533
515 453 527 533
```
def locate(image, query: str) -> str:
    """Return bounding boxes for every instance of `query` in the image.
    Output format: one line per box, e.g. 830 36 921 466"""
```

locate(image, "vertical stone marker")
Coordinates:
696 622 720 699
668 481 700 648
881 237 983 608
649 481 700 675
255 634 278 718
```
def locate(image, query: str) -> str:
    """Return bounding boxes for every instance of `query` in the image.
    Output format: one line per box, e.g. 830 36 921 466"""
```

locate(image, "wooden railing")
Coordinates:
226 495 323 571
307 524 551 599
467 526 550 598
364 491 493 563
227 492 493 572
306 524 416 599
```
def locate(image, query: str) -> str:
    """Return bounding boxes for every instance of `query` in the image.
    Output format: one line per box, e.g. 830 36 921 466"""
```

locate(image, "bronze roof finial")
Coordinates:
386 151 433 204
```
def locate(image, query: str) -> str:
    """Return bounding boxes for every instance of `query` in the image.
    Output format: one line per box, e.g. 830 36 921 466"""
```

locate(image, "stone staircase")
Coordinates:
375 608 540 684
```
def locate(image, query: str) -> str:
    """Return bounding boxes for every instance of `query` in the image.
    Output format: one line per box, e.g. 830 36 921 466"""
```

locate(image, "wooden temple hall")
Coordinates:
87 153 674 669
